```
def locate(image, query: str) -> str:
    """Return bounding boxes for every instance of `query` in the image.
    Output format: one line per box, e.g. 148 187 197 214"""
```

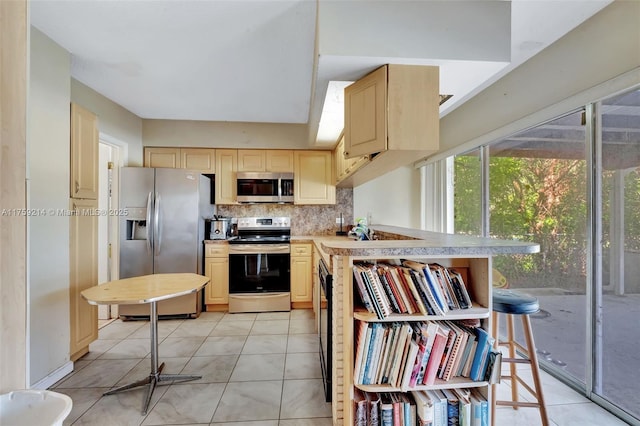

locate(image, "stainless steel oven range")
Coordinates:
228 217 291 313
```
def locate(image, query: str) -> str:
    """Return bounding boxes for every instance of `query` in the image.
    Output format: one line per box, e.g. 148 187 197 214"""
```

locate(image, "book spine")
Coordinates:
364 266 392 318
353 266 376 314
421 264 449 314
378 266 404 313
359 266 386 319
401 268 429 315
380 394 394 426
423 329 447 385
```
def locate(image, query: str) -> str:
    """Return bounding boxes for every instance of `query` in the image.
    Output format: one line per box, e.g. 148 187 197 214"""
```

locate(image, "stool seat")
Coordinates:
493 288 539 315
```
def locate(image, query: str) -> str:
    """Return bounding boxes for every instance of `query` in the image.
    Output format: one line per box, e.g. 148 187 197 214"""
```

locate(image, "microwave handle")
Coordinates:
277 177 282 200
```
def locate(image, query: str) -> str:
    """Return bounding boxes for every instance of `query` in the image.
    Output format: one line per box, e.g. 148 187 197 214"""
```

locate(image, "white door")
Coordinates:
97 141 121 320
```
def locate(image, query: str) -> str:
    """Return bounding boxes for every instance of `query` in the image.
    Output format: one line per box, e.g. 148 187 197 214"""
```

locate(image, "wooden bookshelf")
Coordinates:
319 228 539 425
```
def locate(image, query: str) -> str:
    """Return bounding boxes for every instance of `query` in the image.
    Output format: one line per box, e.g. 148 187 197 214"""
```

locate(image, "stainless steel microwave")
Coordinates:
236 172 294 203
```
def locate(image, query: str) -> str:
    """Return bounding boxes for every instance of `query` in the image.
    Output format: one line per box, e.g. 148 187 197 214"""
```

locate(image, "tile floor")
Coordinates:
53 310 629 426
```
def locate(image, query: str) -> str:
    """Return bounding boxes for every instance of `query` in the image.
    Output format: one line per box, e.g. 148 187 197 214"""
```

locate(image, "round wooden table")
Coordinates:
81 273 210 415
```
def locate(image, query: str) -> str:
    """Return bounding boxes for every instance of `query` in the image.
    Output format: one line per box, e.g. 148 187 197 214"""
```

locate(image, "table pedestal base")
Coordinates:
103 300 201 415
103 362 201 414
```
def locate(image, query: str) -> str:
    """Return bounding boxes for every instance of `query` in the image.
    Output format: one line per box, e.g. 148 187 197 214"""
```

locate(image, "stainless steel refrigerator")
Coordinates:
118 167 212 318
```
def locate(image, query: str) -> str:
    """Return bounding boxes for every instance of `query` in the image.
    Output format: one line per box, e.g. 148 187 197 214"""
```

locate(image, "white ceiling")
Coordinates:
30 0 612 147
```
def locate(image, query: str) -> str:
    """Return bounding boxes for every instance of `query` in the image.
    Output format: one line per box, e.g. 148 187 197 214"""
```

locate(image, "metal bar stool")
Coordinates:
491 288 549 426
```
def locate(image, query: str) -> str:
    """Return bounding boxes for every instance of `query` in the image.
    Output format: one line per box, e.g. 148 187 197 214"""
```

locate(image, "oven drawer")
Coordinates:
291 243 312 256
205 243 229 258
228 292 291 313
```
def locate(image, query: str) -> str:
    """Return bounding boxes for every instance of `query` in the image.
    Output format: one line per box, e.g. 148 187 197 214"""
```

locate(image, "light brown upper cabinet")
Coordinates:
237 149 266 172
238 149 294 172
70 103 99 199
334 131 370 185
215 149 238 205
144 147 180 168
294 151 335 205
181 148 216 173
341 65 439 187
265 150 294 172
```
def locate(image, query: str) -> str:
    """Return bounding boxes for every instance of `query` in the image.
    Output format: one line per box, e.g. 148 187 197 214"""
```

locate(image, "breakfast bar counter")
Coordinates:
314 226 539 424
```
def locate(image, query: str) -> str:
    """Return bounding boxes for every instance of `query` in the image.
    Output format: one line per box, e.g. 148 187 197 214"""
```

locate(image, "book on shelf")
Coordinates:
404 260 450 314
376 265 402 314
400 267 431 315
422 325 449 386
377 265 405 314
354 388 368 426
379 322 400 384
353 265 376 316
430 263 458 310
453 388 472 426
391 393 403 426
388 264 418 314
367 323 387 385
366 392 381 426
356 322 373 384
436 322 457 380
403 260 446 315
374 325 392 384
456 331 477 377
411 390 435 426
399 338 420 389
461 340 478 378
483 348 502 385
427 389 448 426
469 327 496 382
413 322 439 385
389 323 418 387
442 322 471 382
441 388 460 426
447 268 473 309
380 393 394 426
469 389 489 426
400 393 418 426
360 263 393 319
353 320 370 385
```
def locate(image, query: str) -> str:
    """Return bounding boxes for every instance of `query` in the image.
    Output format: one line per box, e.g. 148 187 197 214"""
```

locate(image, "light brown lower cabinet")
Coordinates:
291 243 312 307
69 197 98 361
204 243 229 309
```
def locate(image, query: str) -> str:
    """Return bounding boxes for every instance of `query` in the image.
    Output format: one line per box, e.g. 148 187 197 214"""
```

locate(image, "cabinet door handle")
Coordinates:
75 180 79 194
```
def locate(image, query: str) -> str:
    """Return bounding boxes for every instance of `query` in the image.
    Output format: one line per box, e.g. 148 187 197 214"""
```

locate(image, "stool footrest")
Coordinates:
496 400 543 409
500 374 538 399
502 357 531 364
497 340 528 354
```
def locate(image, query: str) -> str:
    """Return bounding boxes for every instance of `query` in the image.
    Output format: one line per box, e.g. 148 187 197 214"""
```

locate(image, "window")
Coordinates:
447 87 640 422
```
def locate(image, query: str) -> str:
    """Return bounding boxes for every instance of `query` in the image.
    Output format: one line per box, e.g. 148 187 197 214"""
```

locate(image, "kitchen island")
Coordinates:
316 225 539 425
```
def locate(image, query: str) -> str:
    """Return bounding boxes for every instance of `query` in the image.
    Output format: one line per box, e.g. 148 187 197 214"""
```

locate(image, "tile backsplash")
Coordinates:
217 188 353 236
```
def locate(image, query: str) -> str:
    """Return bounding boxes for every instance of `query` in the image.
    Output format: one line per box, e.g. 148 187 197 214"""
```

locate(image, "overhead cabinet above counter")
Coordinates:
339 64 440 188
143 147 335 205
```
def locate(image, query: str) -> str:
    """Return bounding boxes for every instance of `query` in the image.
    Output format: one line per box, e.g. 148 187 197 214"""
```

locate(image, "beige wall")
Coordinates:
143 119 310 150
28 28 73 386
353 166 422 229
71 80 144 166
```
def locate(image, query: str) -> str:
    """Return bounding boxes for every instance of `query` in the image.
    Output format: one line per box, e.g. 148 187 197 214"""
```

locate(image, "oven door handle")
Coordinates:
229 244 290 254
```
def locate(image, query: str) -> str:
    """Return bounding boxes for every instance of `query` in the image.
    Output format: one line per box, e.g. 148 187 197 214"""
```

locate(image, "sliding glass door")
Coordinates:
450 86 640 422
597 89 640 419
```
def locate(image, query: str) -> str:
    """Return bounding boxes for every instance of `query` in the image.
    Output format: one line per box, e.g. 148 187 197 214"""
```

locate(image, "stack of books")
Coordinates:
355 388 489 426
352 260 473 320
353 319 502 388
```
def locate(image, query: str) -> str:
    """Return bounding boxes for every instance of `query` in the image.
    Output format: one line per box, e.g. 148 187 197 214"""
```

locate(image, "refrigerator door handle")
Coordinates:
146 191 153 252
154 192 162 256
